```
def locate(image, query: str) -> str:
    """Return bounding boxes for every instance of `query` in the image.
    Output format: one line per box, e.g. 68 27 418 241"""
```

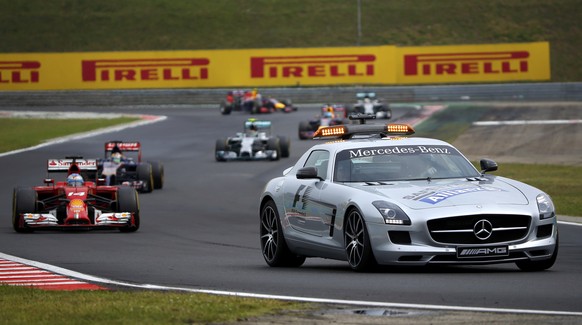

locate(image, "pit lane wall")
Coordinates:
0 42 549 91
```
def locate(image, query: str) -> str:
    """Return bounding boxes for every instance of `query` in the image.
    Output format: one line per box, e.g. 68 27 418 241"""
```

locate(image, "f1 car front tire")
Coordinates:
266 138 281 161
215 138 227 162
12 188 36 233
260 200 305 267
278 136 290 158
220 100 232 115
117 187 140 232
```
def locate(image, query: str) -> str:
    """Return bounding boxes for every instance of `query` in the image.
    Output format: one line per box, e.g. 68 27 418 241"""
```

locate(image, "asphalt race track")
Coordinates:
1 103 581 316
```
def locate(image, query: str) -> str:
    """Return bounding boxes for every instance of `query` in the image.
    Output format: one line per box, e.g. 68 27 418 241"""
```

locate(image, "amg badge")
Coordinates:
457 246 509 258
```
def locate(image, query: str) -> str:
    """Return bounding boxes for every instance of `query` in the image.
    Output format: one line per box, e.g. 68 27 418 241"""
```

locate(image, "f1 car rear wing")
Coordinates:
105 141 142 162
47 158 98 172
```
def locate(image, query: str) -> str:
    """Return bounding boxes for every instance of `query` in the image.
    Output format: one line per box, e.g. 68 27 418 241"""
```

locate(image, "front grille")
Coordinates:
427 214 531 244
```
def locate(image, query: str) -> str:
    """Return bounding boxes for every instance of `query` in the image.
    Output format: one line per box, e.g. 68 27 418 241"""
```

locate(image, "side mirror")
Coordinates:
296 167 321 180
480 159 498 173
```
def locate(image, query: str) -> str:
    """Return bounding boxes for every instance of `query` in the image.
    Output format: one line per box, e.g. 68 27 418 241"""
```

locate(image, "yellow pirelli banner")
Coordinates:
0 42 549 90
0 46 395 90
396 42 550 84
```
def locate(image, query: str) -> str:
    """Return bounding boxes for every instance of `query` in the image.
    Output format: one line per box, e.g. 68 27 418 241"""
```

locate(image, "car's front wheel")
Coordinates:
516 236 559 271
344 208 377 272
260 200 305 267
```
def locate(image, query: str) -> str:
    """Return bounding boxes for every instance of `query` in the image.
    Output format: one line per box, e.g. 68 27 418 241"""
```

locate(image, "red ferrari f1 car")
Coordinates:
12 156 140 232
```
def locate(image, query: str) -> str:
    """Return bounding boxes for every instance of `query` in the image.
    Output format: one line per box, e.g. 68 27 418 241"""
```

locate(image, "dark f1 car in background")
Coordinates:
12 156 140 232
298 104 350 140
215 119 290 161
97 141 164 193
352 92 392 119
219 89 297 115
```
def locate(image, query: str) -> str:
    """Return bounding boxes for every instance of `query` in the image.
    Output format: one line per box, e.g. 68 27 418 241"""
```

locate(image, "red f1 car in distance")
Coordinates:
97 141 164 193
12 156 140 233
219 89 297 115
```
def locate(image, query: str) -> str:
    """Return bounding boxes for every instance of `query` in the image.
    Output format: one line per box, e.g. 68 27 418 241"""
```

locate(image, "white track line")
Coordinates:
1 251 581 317
474 119 582 126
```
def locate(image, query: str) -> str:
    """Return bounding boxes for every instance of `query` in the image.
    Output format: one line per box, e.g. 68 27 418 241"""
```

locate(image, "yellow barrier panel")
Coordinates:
396 42 550 84
0 46 395 90
0 42 549 91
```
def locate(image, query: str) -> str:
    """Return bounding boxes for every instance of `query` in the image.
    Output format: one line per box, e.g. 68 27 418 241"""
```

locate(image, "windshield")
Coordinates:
333 144 480 182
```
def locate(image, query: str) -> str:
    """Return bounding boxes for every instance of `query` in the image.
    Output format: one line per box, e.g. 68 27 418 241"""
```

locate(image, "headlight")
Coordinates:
536 193 555 220
372 201 411 225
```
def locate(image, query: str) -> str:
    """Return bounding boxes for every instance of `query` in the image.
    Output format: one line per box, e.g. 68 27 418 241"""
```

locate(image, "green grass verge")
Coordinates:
0 285 310 325
0 118 139 153
1 0 581 81
415 104 581 217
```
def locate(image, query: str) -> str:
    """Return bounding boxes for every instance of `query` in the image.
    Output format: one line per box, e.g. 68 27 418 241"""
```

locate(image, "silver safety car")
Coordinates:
259 115 558 271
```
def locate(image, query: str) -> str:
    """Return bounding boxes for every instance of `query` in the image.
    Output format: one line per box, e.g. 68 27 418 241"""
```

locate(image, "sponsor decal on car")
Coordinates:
404 184 504 205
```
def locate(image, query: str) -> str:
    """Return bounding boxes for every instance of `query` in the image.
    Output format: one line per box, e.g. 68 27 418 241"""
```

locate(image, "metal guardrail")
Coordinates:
0 82 580 107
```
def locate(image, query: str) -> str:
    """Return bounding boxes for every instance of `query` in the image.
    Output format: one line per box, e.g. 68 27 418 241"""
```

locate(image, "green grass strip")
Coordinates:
0 118 139 153
0 285 310 325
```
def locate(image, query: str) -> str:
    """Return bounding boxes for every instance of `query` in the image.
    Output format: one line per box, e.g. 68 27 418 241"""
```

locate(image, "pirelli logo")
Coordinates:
0 61 41 84
82 58 209 82
250 54 375 79
403 51 530 76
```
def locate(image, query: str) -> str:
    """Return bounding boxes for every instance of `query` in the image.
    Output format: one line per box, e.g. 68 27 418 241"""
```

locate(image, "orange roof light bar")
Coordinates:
386 124 415 135
314 123 414 139
313 125 347 138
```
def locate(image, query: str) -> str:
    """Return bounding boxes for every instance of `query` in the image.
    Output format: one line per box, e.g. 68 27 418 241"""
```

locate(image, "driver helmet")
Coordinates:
67 173 84 187
323 112 333 118
112 152 122 164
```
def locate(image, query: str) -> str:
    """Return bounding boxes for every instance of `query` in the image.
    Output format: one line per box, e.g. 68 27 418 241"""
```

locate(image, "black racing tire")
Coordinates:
220 100 232 115
266 138 280 161
298 121 312 140
12 188 36 233
117 187 140 232
260 200 305 267
344 208 377 272
149 161 164 190
516 235 559 271
136 163 154 193
215 138 228 162
278 136 290 158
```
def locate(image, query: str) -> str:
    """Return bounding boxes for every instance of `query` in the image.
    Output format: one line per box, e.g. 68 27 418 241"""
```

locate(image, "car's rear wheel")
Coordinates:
12 188 36 233
150 161 164 189
516 236 559 271
260 200 305 267
344 208 377 272
117 187 140 232
136 163 154 193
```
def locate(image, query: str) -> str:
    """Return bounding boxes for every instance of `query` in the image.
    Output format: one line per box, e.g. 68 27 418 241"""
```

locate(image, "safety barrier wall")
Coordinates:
0 82 580 107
